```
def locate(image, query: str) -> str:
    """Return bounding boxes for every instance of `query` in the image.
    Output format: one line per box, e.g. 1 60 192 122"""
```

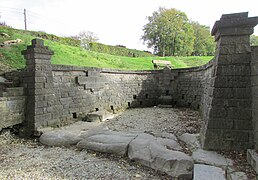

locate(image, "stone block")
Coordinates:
232 53 251 64
209 108 228 118
213 88 234 98
193 164 226 180
234 88 251 99
247 149 258 174
192 149 232 167
227 108 251 120
235 44 251 53
222 130 250 142
207 119 233 129
219 45 235 54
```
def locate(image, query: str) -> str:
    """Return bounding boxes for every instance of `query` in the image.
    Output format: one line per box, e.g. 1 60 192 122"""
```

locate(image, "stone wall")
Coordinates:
0 87 25 129
51 65 159 124
201 12 258 150
251 46 258 150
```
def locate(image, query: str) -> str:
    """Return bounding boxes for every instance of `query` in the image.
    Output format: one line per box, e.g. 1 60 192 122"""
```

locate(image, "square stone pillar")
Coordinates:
20 39 58 136
201 12 258 150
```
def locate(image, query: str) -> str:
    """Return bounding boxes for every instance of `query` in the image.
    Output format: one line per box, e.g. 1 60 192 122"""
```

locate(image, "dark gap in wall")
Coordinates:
145 94 149 99
182 94 185 100
95 108 99 111
110 105 114 110
72 112 77 119
128 102 131 107
194 95 197 100
166 90 169 95
188 102 191 107
140 101 143 105
133 95 137 99
85 71 88 77
197 104 200 109
138 83 141 86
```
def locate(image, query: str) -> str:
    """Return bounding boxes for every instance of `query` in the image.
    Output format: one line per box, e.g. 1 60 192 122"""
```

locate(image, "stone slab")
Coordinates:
77 131 137 156
128 133 193 179
178 133 201 151
39 121 106 146
247 149 258 174
192 149 233 167
193 164 226 180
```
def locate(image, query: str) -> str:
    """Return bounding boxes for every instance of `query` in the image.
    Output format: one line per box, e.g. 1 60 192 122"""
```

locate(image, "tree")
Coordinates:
251 35 258 46
191 21 215 56
73 31 99 50
142 7 195 56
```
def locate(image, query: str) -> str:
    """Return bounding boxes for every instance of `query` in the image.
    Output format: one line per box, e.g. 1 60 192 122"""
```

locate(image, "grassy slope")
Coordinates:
0 26 213 71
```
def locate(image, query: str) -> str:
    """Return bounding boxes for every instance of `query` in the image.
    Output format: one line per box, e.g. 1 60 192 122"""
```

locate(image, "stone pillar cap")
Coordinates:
211 12 258 36
21 38 54 55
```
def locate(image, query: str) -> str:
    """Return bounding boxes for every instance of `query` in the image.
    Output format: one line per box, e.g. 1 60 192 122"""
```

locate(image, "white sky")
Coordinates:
1 0 258 51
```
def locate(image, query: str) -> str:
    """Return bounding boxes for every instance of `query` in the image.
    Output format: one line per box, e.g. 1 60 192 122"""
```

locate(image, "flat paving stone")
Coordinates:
193 149 233 167
193 164 226 180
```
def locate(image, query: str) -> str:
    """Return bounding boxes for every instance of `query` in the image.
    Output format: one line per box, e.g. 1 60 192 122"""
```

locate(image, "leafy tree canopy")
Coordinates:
142 7 215 56
191 21 215 56
251 35 258 46
72 31 99 50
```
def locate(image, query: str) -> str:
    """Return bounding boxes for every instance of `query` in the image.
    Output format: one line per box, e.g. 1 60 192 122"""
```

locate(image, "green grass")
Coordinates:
0 26 213 71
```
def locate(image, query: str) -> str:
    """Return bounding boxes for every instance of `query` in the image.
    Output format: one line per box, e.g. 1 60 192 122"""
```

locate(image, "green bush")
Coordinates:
89 42 155 57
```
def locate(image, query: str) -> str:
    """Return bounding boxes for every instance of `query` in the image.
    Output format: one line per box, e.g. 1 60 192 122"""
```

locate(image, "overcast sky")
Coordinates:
1 0 258 51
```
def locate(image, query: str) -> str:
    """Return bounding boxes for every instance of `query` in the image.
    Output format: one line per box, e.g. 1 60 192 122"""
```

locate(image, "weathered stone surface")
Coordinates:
40 130 82 146
77 131 137 156
193 164 226 180
39 121 105 146
192 149 233 167
247 149 258 174
0 76 7 83
128 133 193 179
227 167 248 180
85 110 114 122
178 133 201 151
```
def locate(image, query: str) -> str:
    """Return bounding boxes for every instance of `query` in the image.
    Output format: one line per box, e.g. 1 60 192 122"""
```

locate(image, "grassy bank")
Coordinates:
0 26 213 71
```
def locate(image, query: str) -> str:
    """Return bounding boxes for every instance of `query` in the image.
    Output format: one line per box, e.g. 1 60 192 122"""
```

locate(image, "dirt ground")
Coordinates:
0 107 256 179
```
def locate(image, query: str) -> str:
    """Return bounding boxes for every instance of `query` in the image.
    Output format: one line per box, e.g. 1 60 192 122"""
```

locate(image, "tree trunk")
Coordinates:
172 36 176 56
162 44 166 57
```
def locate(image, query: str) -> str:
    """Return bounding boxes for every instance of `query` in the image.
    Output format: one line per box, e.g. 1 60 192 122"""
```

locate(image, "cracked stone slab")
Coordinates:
77 131 138 156
39 130 82 146
192 149 233 168
39 121 107 146
193 164 226 180
128 133 193 179
178 133 201 151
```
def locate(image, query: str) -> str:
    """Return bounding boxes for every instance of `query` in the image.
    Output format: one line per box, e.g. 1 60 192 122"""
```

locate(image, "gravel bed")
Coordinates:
105 107 202 136
0 107 256 179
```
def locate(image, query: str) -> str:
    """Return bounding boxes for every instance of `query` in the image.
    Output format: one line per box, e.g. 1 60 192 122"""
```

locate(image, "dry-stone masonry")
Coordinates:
0 12 258 153
201 12 258 150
